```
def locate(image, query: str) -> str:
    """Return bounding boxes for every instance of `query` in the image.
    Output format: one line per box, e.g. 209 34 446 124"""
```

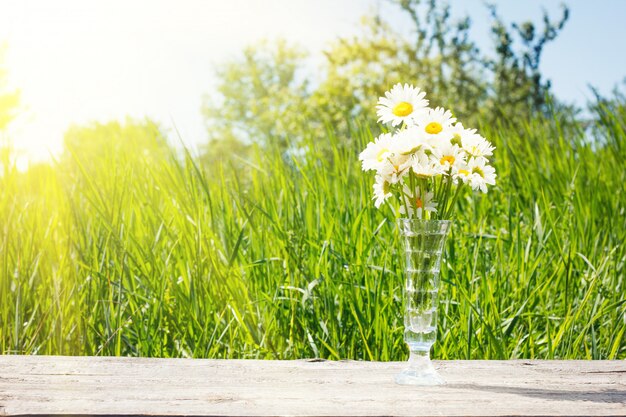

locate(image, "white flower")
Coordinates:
399 186 437 219
378 152 412 184
452 164 472 185
448 122 472 146
358 133 395 172
466 157 497 193
376 83 429 127
461 133 495 159
431 143 466 173
360 131 413 183
393 126 431 155
411 152 442 178
372 175 392 208
415 107 456 143
448 122 495 158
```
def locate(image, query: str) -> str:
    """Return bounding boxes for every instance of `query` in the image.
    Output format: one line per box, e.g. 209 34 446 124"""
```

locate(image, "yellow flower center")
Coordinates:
440 155 455 165
472 166 484 178
376 148 390 162
458 169 469 176
415 197 423 209
451 133 462 146
392 101 413 117
425 122 443 134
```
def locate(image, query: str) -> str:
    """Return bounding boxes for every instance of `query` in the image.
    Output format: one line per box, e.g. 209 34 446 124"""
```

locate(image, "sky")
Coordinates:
1 0 625 167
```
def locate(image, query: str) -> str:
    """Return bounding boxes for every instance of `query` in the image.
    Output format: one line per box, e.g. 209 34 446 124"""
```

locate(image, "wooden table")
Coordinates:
1 356 625 416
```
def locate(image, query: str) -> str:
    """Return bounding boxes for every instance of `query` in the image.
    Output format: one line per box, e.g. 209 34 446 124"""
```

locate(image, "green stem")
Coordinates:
399 183 411 218
421 178 429 219
443 182 463 219
438 172 453 219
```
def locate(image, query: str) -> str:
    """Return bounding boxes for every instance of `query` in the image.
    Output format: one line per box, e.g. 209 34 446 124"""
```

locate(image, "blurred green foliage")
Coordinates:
202 39 309 150
62 119 170 175
201 0 571 163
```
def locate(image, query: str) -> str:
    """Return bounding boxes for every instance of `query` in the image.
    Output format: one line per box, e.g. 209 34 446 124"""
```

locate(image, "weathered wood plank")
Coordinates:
0 356 624 416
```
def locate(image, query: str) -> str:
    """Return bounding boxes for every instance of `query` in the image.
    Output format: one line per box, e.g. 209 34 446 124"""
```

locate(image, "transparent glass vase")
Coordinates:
395 219 451 385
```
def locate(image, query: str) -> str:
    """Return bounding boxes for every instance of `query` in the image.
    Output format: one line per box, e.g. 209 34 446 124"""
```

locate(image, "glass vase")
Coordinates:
395 218 451 385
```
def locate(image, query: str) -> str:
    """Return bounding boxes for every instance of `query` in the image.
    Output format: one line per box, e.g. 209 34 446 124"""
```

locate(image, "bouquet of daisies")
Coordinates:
359 83 497 219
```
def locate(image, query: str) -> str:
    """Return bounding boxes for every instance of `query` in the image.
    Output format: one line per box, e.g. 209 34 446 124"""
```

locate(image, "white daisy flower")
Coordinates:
376 83 429 127
399 186 437 219
452 163 472 185
378 152 413 184
372 175 392 208
448 122 473 146
415 107 456 143
431 143 466 173
394 126 431 155
461 133 495 159
358 133 395 172
466 157 497 193
411 152 443 178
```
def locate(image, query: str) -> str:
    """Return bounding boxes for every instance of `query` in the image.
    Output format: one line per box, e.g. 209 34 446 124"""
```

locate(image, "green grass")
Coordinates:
0 108 625 360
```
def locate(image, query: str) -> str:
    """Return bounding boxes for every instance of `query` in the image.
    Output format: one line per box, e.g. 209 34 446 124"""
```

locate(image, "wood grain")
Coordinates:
0 356 624 416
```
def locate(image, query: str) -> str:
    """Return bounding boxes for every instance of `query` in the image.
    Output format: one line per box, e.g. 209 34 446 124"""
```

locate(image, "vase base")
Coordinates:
394 365 444 386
